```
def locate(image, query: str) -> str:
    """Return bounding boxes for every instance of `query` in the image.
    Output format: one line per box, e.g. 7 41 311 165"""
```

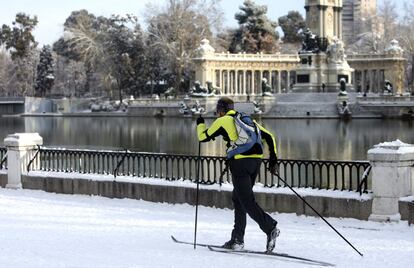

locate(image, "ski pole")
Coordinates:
193 139 202 249
271 170 364 257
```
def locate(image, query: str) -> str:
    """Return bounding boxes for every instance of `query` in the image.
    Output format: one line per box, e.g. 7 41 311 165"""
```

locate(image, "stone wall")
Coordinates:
21 174 375 220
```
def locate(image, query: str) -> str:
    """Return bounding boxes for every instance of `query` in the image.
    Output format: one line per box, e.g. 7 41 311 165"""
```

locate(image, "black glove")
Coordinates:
268 156 278 175
196 116 205 125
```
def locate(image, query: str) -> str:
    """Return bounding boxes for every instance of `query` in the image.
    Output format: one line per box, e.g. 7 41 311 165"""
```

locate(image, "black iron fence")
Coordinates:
26 147 371 192
0 147 7 170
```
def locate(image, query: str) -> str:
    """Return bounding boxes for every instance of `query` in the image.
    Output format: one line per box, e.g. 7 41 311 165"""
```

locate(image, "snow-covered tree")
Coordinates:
278 11 305 44
0 13 38 96
229 0 279 53
52 54 86 97
35 45 54 97
53 10 147 99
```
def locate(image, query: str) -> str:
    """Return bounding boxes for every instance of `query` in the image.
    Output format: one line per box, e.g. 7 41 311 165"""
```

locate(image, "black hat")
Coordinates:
216 97 234 113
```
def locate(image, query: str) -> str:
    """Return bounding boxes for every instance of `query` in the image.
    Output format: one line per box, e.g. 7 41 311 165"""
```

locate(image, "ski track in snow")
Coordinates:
0 188 413 268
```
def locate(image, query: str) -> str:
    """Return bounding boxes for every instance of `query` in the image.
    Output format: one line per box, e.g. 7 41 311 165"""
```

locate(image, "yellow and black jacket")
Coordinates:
197 110 277 160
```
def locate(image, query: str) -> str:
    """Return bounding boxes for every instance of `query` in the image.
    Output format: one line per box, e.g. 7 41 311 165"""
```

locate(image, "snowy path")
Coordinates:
0 188 413 268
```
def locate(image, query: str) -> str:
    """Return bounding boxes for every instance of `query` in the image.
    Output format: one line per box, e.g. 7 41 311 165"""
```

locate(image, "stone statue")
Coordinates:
192 81 208 94
338 100 351 116
385 40 403 55
190 100 205 115
384 80 393 94
195 39 215 58
339 78 348 96
301 28 319 53
164 87 176 98
261 78 273 96
327 37 346 64
206 81 221 95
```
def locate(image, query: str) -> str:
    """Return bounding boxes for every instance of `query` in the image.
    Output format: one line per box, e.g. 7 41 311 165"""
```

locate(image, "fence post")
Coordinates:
4 133 43 189
367 140 414 222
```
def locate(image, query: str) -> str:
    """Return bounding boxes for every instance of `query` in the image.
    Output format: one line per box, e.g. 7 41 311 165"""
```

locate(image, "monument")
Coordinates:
293 0 354 92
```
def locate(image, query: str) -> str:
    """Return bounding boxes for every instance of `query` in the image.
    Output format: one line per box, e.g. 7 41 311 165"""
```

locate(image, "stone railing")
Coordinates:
195 52 300 62
2 133 413 223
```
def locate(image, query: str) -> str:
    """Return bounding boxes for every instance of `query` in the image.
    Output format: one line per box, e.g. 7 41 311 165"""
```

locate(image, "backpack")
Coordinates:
227 112 263 159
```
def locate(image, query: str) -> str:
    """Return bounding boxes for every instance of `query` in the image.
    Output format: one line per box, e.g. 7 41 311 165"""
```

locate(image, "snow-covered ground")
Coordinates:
0 188 413 268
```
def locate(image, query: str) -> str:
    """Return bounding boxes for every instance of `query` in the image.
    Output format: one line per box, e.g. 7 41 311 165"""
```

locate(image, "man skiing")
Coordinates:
196 96 279 253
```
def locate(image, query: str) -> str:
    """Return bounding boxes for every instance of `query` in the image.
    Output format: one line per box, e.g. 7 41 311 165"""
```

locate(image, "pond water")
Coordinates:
1 116 413 160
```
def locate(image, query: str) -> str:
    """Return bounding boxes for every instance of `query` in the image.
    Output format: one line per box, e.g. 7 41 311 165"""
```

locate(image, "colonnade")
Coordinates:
352 69 385 93
211 69 296 95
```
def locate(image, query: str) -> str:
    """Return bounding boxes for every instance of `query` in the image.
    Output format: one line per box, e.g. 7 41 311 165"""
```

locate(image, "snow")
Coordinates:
368 139 414 155
376 139 412 148
0 188 413 268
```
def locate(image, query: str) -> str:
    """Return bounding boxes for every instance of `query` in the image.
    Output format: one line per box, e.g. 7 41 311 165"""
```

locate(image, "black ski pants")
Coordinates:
229 158 277 242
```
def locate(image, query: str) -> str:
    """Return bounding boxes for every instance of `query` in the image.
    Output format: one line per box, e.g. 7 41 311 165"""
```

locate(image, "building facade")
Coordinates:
193 0 405 95
342 0 378 45
194 39 405 95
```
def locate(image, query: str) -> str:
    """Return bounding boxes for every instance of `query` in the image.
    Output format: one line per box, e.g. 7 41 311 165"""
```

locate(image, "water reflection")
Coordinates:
0 116 413 160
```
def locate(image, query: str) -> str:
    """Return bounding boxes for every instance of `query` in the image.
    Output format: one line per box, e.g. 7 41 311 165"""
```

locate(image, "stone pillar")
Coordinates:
319 6 324 37
377 70 381 93
278 71 282 93
4 133 43 189
353 72 357 91
368 140 414 222
234 69 240 95
369 70 373 93
251 70 255 95
219 70 223 89
226 70 230 94
287 71 291 91
361 70 365 92
338 8 343 40
243 70 247 95
269 70 273 91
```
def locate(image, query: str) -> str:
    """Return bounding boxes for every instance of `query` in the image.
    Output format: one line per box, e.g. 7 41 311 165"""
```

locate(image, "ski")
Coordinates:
171 236 334 267
171 235 222 248
208 246 335 267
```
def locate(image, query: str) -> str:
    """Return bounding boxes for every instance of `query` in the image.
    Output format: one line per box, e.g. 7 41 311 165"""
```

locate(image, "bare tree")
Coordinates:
378 0 399 43
398 1 414 92
145 0 223 93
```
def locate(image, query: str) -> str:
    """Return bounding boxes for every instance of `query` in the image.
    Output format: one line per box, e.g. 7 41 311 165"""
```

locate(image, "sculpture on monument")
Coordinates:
300 28 320 53
294 0 354 92
339 78 348 96
261 78 273 97
327 37 346 64
190 80 221 97
384 80 393 94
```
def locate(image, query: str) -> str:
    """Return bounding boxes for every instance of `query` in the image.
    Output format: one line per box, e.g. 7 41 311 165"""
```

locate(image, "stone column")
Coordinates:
269 70 273 91
251 70 255 95
4 133 43 189
219 70 223 89
319 6 324 37
234 70 238 95
277 71 282 93
369 70 374 93
287 71 291 91
377 70 381 93
243 70 247 95
353 72 357 91
368 140 414 222
338 8 343 40
226 70 230 94
361 70 365 92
